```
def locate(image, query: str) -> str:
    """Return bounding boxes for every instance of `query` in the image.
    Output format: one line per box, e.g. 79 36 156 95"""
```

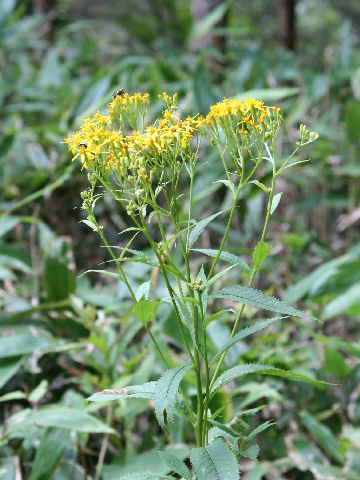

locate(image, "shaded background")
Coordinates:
1 0 360 479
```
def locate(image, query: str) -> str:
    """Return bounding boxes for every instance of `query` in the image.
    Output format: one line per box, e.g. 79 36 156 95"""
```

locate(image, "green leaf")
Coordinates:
135 280 151 301
158 451 192 480
0 216 20 237
118 475 173 480
44 257 75 301
204 309 235 327
10 407 115 434
249 180 270 193
214 179 235 195
252 241 271 270
102 445 188 478
134 299 160 325
0 356 25 388
300 411 342 463
81 219 98 231
28 380 48 403
0 335 52 358
322 283 360 320
190 438 240 480
270 192 282 214
246 420 274 441
192 248 250 272
211 363 328 395
210 317 283 365
238 444 259 460
345 101 360 144
189 210 227 248
191 2 229 39
324 348 351 379
207 264 238 287
213 284 315 319
79 269 124 281
155 365 192 429
28 428 70 480
234 87 299 102
87 381 156 402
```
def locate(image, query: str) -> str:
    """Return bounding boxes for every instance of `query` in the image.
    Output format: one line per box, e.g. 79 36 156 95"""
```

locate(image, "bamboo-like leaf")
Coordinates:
210 317 284 365
192 248 249 272
190 438 240 480
87 382 156 402
213 284 316 319
155 365 192 429
211 363 328 395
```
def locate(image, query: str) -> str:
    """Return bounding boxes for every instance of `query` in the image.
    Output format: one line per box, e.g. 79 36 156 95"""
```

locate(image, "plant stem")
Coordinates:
208 144 277 394
94 405 114 480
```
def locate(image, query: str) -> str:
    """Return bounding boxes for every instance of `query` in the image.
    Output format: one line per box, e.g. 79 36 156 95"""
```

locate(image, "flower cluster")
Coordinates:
64 91 286 215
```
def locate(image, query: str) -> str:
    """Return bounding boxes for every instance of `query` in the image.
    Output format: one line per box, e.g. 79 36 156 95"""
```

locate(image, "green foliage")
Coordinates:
2 1 360 479
190 438 240 480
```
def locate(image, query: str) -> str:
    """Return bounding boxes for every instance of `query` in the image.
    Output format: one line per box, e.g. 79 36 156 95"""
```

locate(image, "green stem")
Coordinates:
209 144 277 394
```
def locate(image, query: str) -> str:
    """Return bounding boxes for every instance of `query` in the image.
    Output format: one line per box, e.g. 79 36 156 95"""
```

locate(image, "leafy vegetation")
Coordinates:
1 1 360 479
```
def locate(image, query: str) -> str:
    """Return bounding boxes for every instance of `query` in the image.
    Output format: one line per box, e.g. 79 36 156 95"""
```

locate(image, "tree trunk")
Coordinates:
277 0 296 50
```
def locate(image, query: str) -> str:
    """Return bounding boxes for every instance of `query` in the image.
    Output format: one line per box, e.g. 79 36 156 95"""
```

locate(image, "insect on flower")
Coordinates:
78 142 88 149
112 88 125 100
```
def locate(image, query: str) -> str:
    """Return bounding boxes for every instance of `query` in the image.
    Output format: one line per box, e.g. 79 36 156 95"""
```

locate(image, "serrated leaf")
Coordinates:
192 248 249 272
87 381 156 402
253 241 271 270
270 192 282 214
213 284 315 319
155 365 192 429
189 210 227 248
190 438 240 480
210 317 283 365
158 452 192 480
211 363 328 395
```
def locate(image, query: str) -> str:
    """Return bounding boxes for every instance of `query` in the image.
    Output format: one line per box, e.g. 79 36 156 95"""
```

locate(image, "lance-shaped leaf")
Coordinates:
190 438 240 480
87 381 156 402
192 248 250 272
213 284 316 319
210 317 284 365
211 363 328 395
155 365 192 429
189 210 227 248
